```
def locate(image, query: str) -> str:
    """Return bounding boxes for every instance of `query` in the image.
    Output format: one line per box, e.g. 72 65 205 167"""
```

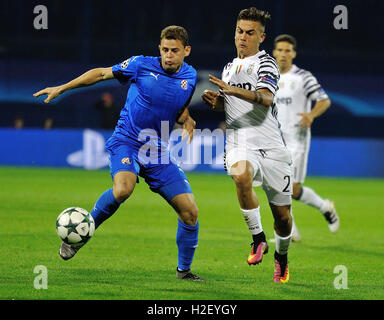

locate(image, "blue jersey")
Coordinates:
111 55 197 150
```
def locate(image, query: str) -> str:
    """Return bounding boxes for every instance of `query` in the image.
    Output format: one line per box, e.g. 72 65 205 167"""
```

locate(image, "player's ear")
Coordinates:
292 50 297 59
184 46 191 57
158 44 161 54
260 33 266 44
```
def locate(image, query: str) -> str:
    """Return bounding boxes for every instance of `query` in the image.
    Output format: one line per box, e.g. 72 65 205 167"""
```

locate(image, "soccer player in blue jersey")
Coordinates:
33 25 204 281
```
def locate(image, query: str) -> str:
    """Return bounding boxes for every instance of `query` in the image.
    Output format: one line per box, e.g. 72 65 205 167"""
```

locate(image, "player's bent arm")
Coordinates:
176 106 196 144
208 75 273 107
298 98 331 128
33 67 114 103
177 106 196 127
228 87 274 107
309 98 331 119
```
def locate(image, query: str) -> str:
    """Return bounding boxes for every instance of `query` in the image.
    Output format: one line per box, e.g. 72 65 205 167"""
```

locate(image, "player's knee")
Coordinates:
113 182 134 202
180 204 199 226
232 173 253 191
271 205 292 234
277 211 291 226
230 160 255 192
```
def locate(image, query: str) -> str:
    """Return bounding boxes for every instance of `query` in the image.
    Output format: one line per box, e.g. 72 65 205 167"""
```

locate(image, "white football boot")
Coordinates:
322 200 340 233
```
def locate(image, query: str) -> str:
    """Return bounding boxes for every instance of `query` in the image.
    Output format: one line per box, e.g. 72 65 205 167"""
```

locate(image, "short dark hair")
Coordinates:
237 7 271 28
274 34 297 51
160 25 189 47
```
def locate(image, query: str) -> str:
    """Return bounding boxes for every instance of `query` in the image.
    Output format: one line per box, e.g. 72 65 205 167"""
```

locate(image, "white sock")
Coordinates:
240 207 263 235
299 186 326 212
275 232 291 255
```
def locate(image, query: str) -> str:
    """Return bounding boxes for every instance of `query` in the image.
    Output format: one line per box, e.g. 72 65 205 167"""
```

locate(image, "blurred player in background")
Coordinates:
202 7 292 283
273 34 340 242
34 25 204 281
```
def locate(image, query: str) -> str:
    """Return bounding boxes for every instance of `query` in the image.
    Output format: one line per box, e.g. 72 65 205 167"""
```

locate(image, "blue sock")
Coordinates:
176 219 199 271
90 188 122 229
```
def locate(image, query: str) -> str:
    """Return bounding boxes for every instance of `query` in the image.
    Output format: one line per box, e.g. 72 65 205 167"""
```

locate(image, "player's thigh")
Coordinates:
225 148 258 185
106 138 140 200
113 171 137 201
230 160 256 190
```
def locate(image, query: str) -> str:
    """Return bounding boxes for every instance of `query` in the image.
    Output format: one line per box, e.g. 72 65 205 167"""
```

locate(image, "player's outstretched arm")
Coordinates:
208 74 274 107
33 67 114 103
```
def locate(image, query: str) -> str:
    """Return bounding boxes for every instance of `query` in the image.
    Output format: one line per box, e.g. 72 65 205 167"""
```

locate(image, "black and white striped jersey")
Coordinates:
275 64 329 149
221 50 286 150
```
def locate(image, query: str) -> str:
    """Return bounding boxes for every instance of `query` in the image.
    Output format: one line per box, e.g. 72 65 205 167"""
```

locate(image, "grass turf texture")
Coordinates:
0 166 383 300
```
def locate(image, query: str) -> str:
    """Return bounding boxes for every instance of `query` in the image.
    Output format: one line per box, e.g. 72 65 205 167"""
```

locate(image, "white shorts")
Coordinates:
285 132 311 183
225 146 293 206
286 139 310 184
291 150 309 184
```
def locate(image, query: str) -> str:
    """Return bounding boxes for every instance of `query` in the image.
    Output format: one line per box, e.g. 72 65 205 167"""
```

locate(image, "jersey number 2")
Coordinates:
282 175 291 192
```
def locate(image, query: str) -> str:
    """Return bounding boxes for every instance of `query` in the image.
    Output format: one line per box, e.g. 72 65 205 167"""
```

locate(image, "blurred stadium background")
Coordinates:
1 0 384 303
0 0 383 177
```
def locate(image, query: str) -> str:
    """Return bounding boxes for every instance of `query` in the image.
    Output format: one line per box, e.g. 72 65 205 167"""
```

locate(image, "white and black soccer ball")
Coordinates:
56 207 95 247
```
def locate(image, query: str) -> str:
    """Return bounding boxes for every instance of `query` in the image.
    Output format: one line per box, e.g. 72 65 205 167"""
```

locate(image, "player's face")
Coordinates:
273 41 296 70
235 20 266 59
159 38 191 74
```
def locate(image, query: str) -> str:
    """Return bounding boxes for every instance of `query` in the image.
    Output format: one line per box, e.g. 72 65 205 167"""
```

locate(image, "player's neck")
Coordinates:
237 49 260 59
279 63 293 74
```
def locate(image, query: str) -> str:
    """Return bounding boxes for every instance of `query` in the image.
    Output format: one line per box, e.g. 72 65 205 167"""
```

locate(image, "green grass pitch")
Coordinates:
0 166 383 300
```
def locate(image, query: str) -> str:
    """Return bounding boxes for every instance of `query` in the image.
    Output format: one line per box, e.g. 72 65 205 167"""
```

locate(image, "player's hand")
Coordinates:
208 74 236 95
297 112 314 128
33 86 63 103
182 116 196 144
201 89 221 109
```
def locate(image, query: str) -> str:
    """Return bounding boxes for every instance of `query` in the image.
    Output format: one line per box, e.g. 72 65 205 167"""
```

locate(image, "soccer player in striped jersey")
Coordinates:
273 34 340 241
203 7 293 283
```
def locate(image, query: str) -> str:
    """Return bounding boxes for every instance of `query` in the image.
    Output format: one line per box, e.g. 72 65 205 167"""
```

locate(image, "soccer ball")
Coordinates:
56 207 95 247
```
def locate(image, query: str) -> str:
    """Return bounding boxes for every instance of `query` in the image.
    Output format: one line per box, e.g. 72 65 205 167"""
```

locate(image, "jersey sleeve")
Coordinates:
256 56 280 95
112 55 143 84
184 71 198 106
219 62 232 97
302 72 329 102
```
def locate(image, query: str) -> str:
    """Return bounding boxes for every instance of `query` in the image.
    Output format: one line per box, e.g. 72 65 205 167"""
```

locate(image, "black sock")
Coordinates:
274 251 288 265
252 231 266 244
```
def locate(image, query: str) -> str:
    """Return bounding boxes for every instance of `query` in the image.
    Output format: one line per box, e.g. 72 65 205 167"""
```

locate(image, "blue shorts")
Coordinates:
105 135 192 202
